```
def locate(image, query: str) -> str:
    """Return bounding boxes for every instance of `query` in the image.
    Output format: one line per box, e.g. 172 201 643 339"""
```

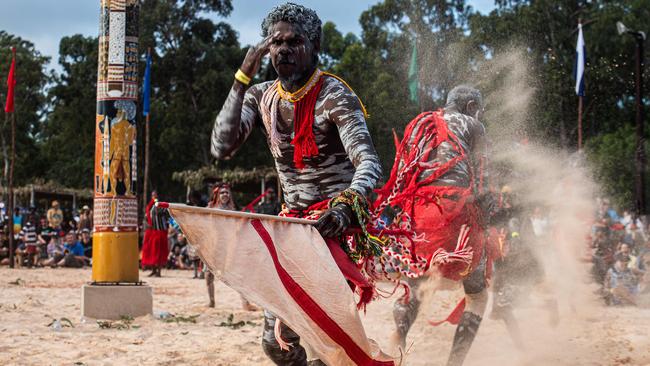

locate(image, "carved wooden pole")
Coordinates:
92 0 140 282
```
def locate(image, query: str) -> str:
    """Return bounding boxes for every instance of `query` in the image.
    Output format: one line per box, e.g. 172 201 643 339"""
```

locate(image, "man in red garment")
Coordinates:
376 85 494 366
141 191 169 277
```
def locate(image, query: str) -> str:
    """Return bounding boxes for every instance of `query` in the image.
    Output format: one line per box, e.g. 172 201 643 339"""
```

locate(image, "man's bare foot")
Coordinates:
208 301 215 308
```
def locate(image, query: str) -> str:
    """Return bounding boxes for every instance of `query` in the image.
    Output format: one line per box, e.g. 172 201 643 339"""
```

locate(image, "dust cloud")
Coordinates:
393 45 620 365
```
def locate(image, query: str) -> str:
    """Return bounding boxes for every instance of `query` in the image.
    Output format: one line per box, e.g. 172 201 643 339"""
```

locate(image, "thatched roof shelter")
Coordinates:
172 165 278 190
12 180 93 212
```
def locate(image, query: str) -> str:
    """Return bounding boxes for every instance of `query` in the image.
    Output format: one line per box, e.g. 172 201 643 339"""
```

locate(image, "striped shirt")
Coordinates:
149 205 170 231
21 225 38 247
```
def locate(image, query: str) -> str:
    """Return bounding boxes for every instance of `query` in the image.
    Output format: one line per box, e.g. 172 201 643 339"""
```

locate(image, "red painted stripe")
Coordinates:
250 219 393 366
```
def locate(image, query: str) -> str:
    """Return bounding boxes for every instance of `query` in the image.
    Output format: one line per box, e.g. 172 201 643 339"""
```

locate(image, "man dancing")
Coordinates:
376 85 493 366
210 3 382 365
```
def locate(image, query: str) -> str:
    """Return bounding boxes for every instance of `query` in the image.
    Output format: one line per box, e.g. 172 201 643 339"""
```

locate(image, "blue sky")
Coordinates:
0 0 495 71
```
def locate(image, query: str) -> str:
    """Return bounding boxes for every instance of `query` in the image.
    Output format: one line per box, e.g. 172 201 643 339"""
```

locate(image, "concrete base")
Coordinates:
82 284 153 320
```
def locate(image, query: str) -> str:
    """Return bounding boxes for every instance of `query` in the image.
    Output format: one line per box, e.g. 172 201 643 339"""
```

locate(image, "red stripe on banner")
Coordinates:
250 219 393 366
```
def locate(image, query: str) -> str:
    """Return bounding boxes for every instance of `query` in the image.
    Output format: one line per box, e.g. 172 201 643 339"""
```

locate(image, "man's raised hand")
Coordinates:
239 33 276 80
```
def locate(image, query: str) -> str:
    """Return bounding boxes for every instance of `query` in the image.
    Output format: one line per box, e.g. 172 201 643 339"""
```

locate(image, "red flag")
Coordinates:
4 47 16 113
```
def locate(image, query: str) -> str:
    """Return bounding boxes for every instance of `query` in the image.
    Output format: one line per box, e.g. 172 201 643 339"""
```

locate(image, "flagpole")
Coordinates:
4 46 16 269
143 114 150 206
578 95 583 150
5 111 13 268
143 48 151 211
9 111 14 245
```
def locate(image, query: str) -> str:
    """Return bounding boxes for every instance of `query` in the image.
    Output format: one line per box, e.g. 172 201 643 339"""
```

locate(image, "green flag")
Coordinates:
408 38 418 103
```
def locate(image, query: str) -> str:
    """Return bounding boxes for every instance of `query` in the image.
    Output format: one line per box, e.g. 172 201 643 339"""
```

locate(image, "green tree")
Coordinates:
586 125 650 210
0 31 50 187
321 1 475 171
41 35 98 188
139 0 272 199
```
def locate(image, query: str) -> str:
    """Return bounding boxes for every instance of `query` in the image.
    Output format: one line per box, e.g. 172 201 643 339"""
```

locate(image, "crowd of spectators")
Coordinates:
0 200 93 269
590 198 650 306
1 188 283 275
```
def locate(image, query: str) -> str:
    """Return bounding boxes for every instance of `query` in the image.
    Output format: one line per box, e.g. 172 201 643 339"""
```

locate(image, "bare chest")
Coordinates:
273 99 332 137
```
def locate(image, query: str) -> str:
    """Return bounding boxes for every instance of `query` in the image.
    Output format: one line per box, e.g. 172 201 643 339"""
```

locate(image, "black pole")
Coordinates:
634 35 646 216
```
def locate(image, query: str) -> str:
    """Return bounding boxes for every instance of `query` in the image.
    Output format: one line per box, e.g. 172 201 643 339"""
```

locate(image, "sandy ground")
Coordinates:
1 267 649 366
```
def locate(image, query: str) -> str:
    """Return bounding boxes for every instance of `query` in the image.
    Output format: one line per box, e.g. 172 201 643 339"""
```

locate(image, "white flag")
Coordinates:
575 23 586 96
165 204 395 366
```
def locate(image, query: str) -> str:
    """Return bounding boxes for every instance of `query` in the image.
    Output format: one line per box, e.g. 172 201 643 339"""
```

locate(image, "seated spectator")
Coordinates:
42 234 65 267
57 231 89 268
617 243 644 274
0 229 9 265
624 223 645 249
79 228 93 259
605 253 639 306
175 233 190 269
14 242 25 267
620 210 633 228
166 233 190 269
37 218 55 265
17 220 38 268
78 205 93 232
591 230 615 284
167 243 182 269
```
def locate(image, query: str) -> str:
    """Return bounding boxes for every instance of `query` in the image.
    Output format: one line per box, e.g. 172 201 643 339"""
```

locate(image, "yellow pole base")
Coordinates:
92 231 140 283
